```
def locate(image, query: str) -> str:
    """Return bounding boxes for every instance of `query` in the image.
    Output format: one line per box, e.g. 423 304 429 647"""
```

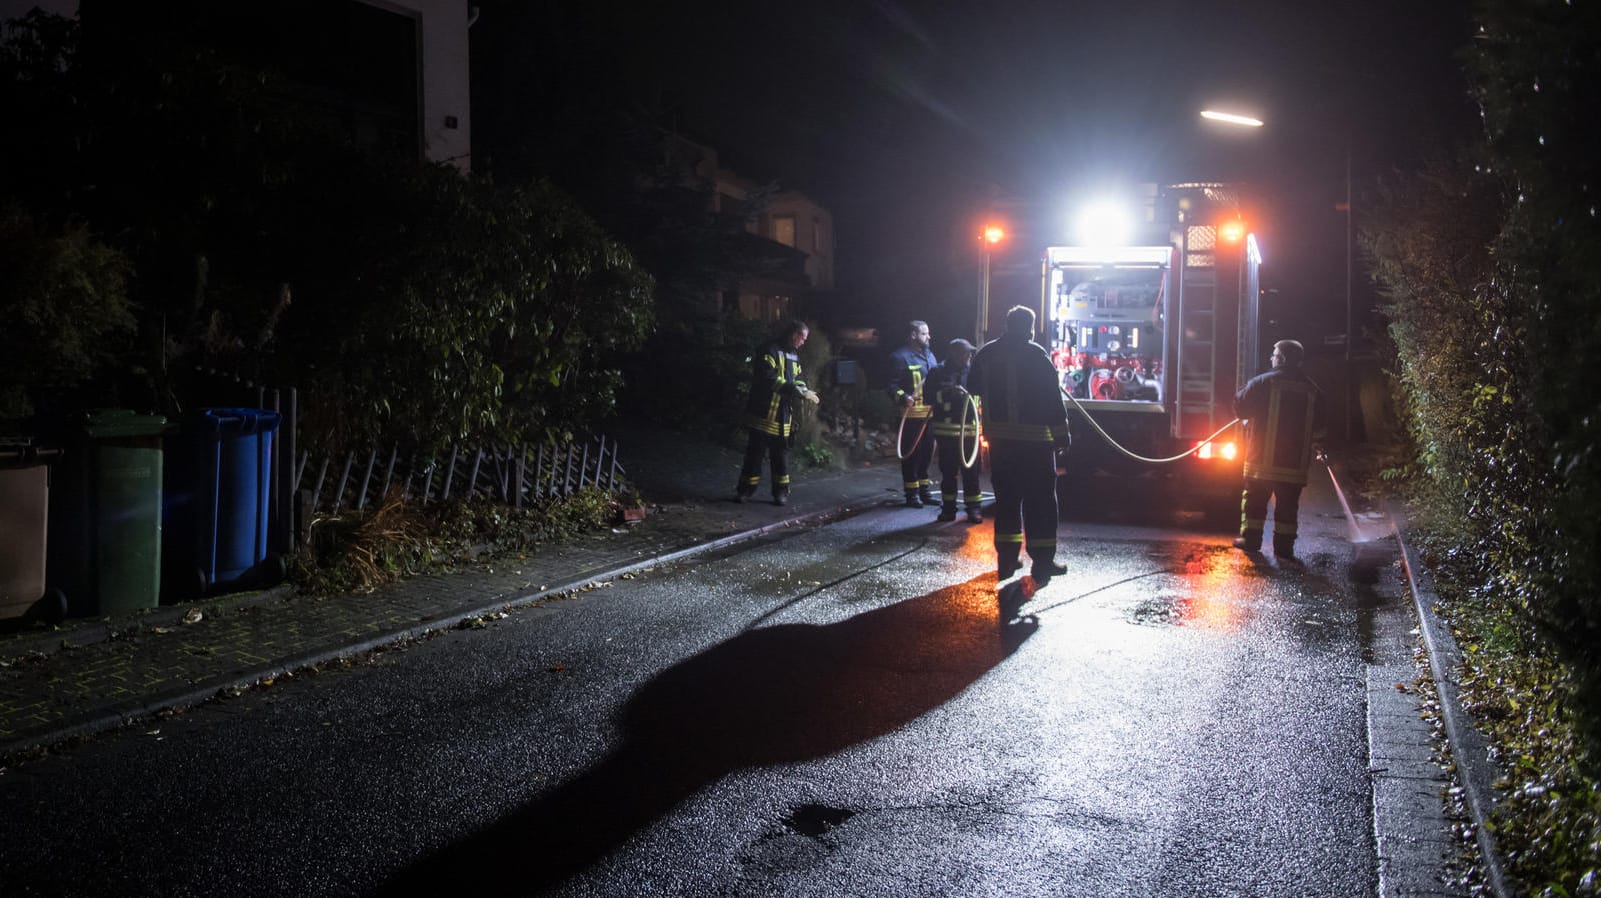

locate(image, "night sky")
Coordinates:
475 0 1477 351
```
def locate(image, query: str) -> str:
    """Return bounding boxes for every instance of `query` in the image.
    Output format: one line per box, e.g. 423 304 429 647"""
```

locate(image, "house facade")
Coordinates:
699 144 835 323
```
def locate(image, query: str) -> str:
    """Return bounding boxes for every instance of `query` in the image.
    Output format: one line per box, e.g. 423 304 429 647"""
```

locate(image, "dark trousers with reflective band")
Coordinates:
737 430 790 497
935 435 982 510
1239 477 1302 551
989 441 1058 568
900 417 934 494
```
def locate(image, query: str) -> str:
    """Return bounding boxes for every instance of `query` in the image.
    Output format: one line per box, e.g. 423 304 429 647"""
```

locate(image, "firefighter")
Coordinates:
734 320 820 506
928 337 984 523
889 319 938 507
968 306 1071 583
1233 338 1324 558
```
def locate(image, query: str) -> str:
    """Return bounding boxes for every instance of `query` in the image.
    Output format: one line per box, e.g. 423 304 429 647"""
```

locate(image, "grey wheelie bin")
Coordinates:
1 439 63 622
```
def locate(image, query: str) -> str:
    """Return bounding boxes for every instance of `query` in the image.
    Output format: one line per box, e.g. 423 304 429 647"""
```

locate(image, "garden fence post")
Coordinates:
468 447 484 499
356 448 377 511
442 445 458 500
333 451 355 511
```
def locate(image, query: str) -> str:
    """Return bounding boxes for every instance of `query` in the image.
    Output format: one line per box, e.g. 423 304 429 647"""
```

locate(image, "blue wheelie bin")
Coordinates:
186 408 281 593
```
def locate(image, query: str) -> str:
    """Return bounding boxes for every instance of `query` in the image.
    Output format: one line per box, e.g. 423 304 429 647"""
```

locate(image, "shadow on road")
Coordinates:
374 574 1035 896
1058 474 1238 533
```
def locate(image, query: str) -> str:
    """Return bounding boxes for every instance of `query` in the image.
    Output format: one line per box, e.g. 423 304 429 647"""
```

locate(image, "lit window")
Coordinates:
773 216 796 247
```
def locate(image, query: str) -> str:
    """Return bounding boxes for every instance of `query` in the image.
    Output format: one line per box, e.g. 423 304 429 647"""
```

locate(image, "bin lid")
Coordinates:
196 407 282 435
0 436 60 466
81 408 168 438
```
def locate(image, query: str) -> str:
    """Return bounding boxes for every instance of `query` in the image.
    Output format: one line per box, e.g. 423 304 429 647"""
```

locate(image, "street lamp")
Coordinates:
1199 109 1263 128
977 223 1006 343
1199 108 1354 442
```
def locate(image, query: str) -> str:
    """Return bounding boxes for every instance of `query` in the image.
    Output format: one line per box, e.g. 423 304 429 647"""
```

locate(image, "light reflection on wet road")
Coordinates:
0 497 1396 898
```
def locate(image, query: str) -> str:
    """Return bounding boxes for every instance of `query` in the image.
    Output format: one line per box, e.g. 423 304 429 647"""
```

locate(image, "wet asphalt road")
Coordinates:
1 503 1394 897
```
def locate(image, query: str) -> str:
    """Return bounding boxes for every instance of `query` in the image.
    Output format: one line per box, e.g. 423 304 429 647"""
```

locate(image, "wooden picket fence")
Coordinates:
178 368 629 549
293 436 628 517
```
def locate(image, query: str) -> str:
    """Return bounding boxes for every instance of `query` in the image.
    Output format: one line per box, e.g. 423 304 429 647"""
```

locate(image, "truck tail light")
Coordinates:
1195 440 1238 460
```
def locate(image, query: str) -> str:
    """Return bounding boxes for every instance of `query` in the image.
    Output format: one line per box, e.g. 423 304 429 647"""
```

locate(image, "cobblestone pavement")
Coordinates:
0 427 905 761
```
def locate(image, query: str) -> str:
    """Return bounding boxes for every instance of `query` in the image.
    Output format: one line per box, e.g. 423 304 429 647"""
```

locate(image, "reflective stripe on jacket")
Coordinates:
743 342 808 437
968 334 1070 444
890 345 938 419
928 361 978 438
1235 368 1323 484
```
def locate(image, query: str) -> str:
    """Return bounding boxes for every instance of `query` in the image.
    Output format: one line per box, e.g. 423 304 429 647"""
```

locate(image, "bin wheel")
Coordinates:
33 588 67 624
193 567 210 599
260 554 287 587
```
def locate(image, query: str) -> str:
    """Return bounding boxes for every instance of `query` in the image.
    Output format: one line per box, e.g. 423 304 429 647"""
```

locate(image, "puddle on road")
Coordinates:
782 804 856 837
1127 595 1193 627
1124 591 1243 631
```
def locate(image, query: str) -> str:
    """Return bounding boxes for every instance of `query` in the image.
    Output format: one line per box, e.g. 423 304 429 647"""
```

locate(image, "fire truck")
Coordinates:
1040 182 1262 519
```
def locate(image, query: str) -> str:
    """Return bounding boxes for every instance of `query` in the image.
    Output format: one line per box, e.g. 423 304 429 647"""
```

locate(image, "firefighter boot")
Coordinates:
1273 537 1296 560
1031 560 1068 584
919 486 936 507
937 501 957 522
904 490 923 508
1233 530 1263 553
997 551 1021 581
773 492 789 507
966 506 983 524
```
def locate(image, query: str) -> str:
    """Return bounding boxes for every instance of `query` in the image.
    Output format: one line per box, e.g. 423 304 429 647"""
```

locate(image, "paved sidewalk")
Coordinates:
0 434 907 762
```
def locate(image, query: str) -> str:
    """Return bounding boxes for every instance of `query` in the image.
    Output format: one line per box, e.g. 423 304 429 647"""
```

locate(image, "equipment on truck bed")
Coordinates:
1039 183 1262 518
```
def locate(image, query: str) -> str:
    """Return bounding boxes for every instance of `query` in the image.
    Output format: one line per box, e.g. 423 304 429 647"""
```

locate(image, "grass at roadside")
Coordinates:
292 487 637 596
1347 448 1601 897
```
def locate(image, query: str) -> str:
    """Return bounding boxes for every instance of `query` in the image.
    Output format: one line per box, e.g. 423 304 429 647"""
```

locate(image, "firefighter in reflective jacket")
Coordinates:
735 320 819 506
928 338 983 523
890 320 938 507
968 306 1071 583
1233 338 1324 558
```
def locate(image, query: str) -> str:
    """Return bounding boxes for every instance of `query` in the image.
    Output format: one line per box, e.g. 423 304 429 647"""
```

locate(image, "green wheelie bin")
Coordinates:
50 410 168 617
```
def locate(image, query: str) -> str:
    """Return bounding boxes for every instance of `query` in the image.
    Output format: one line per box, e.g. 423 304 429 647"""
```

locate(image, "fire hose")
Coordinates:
897 393 983 470
959 393 981 469
894 402 929 460
1062 388 1240 464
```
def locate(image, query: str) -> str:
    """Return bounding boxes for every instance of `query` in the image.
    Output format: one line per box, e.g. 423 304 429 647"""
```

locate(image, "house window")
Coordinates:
738 294 791 322
772 215 796 247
